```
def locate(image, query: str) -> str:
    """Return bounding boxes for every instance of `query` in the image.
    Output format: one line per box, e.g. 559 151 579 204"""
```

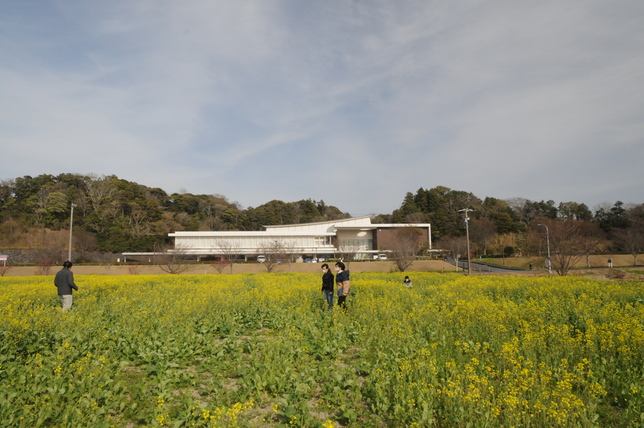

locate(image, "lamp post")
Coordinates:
459 208 474 275
68 203 76 261
537 223 551 274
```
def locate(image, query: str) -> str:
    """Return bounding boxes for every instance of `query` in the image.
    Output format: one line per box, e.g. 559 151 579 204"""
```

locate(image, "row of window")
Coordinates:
338 239 374 251
179 236 336 249
314 236 334 246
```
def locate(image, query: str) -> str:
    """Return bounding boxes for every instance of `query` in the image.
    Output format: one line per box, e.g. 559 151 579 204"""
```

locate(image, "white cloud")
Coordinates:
1 0 643 215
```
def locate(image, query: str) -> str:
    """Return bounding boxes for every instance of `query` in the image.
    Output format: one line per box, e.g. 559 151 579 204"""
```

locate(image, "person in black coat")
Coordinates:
54 261 79 311
321 263 334 309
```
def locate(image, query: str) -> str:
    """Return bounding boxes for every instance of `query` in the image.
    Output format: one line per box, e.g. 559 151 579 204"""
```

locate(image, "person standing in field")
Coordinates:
321 263 334 310
335 261 350 309
54 261 78 312
403 275 412 287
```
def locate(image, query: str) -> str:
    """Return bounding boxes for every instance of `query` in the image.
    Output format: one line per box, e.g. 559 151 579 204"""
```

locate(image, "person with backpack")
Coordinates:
335 261 350 309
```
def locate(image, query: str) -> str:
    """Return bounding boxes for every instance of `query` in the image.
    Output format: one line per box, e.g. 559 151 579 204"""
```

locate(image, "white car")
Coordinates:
378 254 387 260
257 255 266 263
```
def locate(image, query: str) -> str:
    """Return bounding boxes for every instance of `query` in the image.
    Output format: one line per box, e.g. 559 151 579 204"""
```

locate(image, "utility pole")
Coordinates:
68 203 77 261
459 208 474 275
537 223 551 274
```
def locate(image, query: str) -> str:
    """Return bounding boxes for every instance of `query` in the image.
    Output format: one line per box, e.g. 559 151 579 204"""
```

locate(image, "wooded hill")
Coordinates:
380 187 643 264
0 175 642 262
0 174 346 256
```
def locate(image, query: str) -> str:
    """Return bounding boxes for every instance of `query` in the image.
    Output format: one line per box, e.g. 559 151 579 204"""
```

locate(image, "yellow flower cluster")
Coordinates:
195 399 254 428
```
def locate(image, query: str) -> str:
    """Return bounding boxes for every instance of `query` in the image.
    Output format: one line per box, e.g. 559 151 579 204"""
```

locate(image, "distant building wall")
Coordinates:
375 227 430 251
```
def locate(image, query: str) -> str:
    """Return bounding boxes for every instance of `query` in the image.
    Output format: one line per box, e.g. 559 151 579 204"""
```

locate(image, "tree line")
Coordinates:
378 186 644 271
0 176 642 268
0 174 346 259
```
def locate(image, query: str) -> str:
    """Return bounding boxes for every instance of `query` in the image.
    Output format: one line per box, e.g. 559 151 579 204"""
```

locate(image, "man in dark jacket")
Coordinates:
321 264 334 309
54 261 78 311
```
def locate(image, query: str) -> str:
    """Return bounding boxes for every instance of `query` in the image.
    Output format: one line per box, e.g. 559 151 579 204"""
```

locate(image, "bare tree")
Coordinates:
0 262 13 277
210 259 228 274
525 226 546 259
35 258 54 276
84 175 118 233
216 239 241 274
127 263 141 275
548 220 594 276
85 175 116 210
98 252 117 275
127 209 151 238
386 227 423 272
337 241 361 269
158 245 192 274
613 225 644 266
280 240 298 272
578 221 601 268
438 236 468 271
259 239 287 273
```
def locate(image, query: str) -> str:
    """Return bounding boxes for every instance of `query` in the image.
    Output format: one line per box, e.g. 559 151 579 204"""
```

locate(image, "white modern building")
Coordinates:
161 216 431 261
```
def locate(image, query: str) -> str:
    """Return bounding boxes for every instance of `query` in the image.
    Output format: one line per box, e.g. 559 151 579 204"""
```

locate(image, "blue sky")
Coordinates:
1 1 643 216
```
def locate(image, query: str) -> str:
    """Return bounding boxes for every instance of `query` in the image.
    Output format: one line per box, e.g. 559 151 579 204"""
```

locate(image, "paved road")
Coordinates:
450 260 528 273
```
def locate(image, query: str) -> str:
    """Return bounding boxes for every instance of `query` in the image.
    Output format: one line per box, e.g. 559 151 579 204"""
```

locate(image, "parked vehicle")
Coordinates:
257 255 266 263
378 254 387 260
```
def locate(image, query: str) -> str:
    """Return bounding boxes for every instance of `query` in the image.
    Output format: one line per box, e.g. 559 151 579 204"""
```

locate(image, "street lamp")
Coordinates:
68 203 77 261
537 223 551 274
459 208 474 275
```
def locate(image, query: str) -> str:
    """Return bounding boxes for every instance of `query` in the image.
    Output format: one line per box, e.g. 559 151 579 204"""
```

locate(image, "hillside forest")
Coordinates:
0 174 642 265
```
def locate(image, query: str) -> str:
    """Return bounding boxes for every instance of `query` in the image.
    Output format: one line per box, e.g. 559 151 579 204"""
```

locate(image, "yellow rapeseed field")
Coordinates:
1 272 643 427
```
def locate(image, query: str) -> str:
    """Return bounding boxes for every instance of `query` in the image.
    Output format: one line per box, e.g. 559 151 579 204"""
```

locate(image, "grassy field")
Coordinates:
479 254 640 271
3 260 455 277
1 273 643 427
2 254 640 277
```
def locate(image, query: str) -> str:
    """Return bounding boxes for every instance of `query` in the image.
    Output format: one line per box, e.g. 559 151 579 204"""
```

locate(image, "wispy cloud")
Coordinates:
1 0 642 215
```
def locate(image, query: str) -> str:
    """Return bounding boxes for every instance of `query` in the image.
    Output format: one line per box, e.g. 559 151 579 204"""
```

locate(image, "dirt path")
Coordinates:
3 260 456 277
4 259 641 280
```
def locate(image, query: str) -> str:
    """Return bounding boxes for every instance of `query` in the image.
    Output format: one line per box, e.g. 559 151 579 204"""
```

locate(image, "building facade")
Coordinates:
162 216 431 261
